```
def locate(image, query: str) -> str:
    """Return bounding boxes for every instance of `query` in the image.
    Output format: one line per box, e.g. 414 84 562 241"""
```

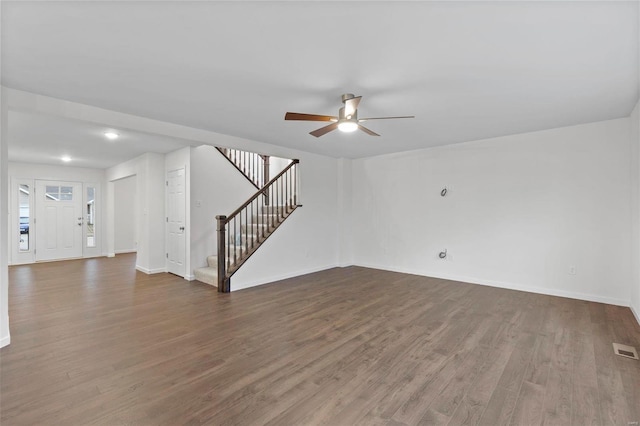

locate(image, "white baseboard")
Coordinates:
115 249 137 254
184 274 195 281
231 264 338 292
0 333 10 349
135 265 166 275
107 253 116 258
353 262 630 307
631 304 640 328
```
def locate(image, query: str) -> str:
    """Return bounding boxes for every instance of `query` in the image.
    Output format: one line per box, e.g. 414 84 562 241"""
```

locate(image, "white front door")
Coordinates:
166 168 186 277
35 180 83 261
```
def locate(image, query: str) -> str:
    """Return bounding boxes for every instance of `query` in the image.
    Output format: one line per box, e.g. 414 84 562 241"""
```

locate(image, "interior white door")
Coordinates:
35 180 83 261
166 168 186 277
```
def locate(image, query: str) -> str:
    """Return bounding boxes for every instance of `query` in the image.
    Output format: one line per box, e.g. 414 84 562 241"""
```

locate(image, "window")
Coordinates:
86 186 96 247
45 185 73 201
19 184 30 252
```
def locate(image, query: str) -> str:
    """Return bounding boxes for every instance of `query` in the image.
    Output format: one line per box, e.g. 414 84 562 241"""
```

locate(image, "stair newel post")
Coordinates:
293 159 299 206
216 215 230 293
263 155 270 204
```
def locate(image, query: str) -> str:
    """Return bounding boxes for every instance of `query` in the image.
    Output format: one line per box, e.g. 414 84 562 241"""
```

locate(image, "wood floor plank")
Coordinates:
1 255 639 425
510 380 545 426
542 369 572 425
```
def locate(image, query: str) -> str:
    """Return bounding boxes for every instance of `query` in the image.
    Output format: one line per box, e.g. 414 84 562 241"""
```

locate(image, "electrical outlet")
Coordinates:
569 265 576 275
195 199 202 207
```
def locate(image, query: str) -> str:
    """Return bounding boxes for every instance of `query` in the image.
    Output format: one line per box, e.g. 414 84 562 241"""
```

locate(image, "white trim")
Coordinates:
184 274 195 281
115 249 137 254
82 254 104 259
353 262 630 307
135 265 166 275
631 304 640 327
107 253 116 258
0 333 10 348
231 264 338 291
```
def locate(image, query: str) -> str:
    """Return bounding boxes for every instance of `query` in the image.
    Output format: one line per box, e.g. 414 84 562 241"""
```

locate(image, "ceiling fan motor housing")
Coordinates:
339 106 357 121
341 93 356 103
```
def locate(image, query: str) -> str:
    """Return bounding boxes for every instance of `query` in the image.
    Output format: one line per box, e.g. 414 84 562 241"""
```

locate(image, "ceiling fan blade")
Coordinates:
285 112 337 122
310 122 339 138
343 96 362 117
358 124 380 136
358 116 415 121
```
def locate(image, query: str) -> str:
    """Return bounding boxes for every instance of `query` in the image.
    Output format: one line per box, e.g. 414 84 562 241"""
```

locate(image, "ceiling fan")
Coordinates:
284 93 414 137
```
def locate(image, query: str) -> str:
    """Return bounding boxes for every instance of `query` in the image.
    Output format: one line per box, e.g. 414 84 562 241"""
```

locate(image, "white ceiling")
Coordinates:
9 110 198 169
2 1 639 162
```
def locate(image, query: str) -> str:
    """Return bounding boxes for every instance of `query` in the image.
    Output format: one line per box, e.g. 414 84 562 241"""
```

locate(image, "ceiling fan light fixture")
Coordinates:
338 121 358 133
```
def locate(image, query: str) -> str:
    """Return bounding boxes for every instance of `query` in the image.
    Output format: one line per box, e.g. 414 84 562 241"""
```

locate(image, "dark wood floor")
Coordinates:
1 254 639 425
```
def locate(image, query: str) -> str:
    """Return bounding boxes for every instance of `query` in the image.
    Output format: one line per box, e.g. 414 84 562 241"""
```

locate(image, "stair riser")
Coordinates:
252 213 289 224
260 205 293 214
240 223 270 233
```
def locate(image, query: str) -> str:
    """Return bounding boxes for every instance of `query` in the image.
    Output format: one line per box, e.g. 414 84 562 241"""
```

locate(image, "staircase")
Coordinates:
216 147 269 189
194 150 300 292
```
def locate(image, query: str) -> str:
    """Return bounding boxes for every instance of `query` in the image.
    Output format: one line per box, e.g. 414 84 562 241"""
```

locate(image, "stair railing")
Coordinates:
216 159 300 292
216 147 270 190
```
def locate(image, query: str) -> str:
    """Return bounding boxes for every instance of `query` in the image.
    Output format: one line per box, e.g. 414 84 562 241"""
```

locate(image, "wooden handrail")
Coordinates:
221 159 299 225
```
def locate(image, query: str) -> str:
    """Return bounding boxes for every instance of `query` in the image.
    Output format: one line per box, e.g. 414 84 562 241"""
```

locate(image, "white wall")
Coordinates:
106 152 165 274
269 156 291 180
631 100 640 322
8 162 105 183
145 153 166 272
337 158 354 267
113 175 137 253
352 118 632 306
190 145 259 275
1 86 10 348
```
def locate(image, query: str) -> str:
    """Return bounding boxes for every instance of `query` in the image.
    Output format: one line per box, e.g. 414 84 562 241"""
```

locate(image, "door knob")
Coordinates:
179 226 185 231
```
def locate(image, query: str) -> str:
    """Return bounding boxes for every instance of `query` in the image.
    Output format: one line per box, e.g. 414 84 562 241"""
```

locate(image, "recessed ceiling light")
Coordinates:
61 156 72 162
104 132 119 140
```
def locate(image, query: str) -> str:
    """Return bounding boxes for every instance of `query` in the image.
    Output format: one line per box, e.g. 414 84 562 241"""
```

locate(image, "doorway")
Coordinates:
11 179 100 264
34 180 83 261
166 168 186 277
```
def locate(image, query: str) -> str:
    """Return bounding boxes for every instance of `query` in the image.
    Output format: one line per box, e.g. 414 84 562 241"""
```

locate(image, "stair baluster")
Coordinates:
216 147 269 190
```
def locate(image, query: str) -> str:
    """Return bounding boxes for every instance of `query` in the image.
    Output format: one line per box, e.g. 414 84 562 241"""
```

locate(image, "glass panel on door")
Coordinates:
86 187 96 247
19 184 30 252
